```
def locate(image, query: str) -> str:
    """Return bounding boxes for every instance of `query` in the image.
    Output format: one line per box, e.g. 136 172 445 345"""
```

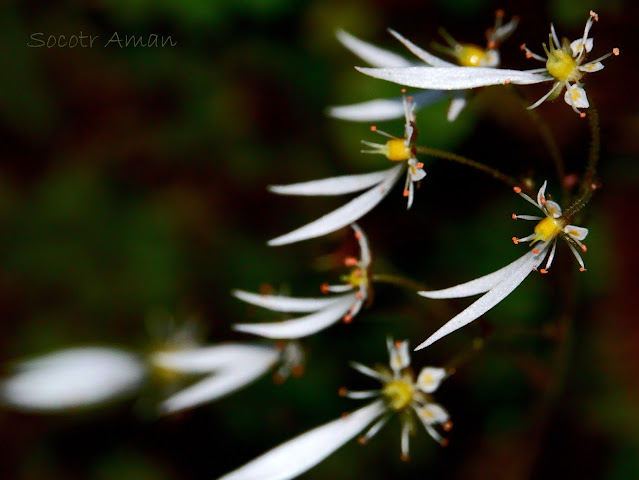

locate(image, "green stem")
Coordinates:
415 146 525 191
370 273 429 291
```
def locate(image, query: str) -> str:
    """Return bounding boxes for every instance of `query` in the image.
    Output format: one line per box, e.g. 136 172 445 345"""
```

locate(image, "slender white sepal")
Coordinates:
232 290 342 313
336 29 412 68
351 223 372 267
219 400 386 480
447 92 467 121
233 293 357 339
355 66 548 90
268 168 398 196
1 347 146 411
268 165 403 246
387 29 456 68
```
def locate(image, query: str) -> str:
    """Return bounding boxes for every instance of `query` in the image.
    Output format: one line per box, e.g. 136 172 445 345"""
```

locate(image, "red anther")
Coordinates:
320 282 330 294
380 188 386 193
406 96 414 101
354 231 363 240
403 189 410 197
590 10 599 21
520 43 527 51
613 47 620 56
487 41 497 49
416 162 424 168
370 125 377 132
541 197 547 205
343 313 353 324
513 186 522 194
338 386 348 397
532 249 540 254
356 291 363 299
580 244 588 252
440 439 450 447
580 113 586 118
394 340 403 348
504 79 511 85
525 51 533 59
291 365 304 377
401 88 407 94
512 213 517 220
400 454 410 462
353 269 362 277
579 267 586 272
358 436 368 445
512 237 519 245
443 421 453 432
539 268 548 274
496 9 504 17
344 256 358 267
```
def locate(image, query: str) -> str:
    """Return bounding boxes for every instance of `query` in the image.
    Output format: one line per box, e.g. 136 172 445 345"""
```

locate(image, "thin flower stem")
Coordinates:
415 146 524 191
582 106 600 196
370 273 428 291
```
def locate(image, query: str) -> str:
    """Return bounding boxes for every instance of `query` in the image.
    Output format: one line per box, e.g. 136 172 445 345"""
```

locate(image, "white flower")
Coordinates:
357 11 618 117
150 342 297 414
328 11 518 122
268 99 424 246
417 181 588 350
218 338 450 480
0 347 146 412
519 11 619 115
234 224 372 338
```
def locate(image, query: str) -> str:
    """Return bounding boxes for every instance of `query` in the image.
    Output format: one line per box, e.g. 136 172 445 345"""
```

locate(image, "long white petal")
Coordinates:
336 29 411 67
268 167 398 197
268 165 403 246
351 223 372 267
415 248 547 350
387 29 456 67
327 90 447 122
150 344 279 374
1 347 145 411
356 66 548 90
233 294 357 339
232 290 343 313
446 92 467 121
418 249 539 299
219 400 386 480
159 356 277 414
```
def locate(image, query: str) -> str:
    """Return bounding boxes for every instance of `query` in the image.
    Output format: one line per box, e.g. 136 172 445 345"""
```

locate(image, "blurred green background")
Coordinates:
1 0 638 478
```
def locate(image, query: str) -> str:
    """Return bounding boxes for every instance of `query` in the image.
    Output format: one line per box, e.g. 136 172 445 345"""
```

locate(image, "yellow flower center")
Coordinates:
534 216 563 242
546 49 576 82
385 138 413 162
456 44 487 67
345 268 366 289
382 379 414 411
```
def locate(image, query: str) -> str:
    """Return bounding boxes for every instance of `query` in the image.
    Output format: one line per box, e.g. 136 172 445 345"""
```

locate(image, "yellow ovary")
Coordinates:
456 45 487 67
383 379 414 411
534 216 563 242
385 138 413 162
546 49 576 82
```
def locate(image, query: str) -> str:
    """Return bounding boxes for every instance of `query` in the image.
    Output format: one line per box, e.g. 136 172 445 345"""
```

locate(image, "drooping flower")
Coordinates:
356 11 618 117
416 181 588 350
328 11 518 122
0 347 146 412
234 224 372 338
150 341 303 414
268 98 424 246
218 338 450 480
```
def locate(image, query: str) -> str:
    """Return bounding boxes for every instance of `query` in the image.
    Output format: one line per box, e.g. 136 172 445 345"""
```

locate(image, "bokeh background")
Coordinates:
2 0 639 478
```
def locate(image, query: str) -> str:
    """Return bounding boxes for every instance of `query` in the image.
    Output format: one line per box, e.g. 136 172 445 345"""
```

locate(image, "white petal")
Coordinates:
564 224 589 241
492 18 519 43
409 166 426 182
387 29 456 67
388 339 410 374
351 223 372 267
564 84 589 109
544 200 563 218
536 180 548 207
350 361 384 381
268 165 403 246
1 347 145 411
268 167 399 196
447 92 467 121
479 49 500 67
418 249 540 299
233 293 357 339
416 367 447 393
158 355 277 414
232 290 343 313
416 247 547 350
579 62 604 73
327 90 448 122
570 38 594 56
150 344 279 374
219 400 386 480
355 66 548 90
415 403 450 425
336 29 411 67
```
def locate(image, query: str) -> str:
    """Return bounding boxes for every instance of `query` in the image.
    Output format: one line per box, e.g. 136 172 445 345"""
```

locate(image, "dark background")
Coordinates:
1 0 638 479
